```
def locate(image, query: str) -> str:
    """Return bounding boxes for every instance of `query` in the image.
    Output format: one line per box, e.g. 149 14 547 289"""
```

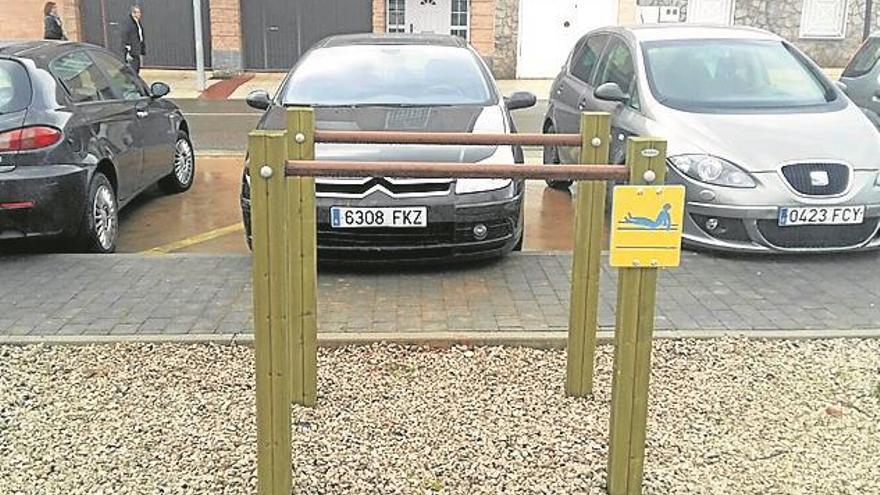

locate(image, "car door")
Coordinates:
89 48 175 187
49 49 143 201
587 36 642 164
551 33 609 164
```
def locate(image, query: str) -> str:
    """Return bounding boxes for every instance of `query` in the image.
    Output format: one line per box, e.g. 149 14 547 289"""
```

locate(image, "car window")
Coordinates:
49 51 115 104
643 40 832 110
0 59 31 113
570 35 608 84
842 38 880 78
89 50 148 100
595 38 636 93
283 45 495 106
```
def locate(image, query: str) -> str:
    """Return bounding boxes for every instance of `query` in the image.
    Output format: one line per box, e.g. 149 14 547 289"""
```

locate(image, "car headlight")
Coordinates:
454 145 515 194
668 154 756 188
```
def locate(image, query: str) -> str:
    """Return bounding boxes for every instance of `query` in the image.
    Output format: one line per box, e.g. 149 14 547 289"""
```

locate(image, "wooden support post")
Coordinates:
566 112 611 397
248 131 293 495
607 137 667 495
286 108 318 407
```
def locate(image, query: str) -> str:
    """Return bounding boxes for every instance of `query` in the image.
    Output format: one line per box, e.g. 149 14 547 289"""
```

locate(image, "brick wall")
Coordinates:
210 0 243 75
618 0 638 23
0 0 80 41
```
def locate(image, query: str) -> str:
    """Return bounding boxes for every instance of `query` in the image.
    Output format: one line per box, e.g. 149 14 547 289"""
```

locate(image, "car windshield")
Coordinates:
282 45 495 107
842 37 880 78
0 60 31 114
642 39 833 110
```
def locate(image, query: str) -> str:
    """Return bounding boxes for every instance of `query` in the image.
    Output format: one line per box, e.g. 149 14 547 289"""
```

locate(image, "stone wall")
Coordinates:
493 0 518 78
0 0 81 41
638 0 880 67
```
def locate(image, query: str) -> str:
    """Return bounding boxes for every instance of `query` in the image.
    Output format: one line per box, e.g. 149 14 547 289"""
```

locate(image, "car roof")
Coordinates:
316 33 469 49
613 24 783 43
0 40 100 62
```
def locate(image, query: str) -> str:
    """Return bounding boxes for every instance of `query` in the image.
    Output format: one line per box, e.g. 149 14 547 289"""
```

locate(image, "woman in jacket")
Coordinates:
43 2 66 40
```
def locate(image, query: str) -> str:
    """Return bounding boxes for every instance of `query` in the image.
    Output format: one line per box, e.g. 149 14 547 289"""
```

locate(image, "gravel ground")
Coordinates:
1 339 878 495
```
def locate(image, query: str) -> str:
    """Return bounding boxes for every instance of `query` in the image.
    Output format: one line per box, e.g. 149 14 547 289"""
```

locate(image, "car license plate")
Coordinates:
778 206 865 227
330 207 427 228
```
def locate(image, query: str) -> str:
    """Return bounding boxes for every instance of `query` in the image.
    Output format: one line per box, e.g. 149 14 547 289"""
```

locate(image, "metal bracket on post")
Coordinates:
248 130 293 495
607 137 668 495
566 112 611 398
286 107 318 407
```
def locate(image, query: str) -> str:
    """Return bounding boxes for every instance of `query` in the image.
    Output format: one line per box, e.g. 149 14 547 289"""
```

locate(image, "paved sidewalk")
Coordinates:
1 252 878 337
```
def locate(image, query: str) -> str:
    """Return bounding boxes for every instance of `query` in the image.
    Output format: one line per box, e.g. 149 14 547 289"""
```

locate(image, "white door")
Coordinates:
517 0 618 79
405 0 453 34
687 0 735 24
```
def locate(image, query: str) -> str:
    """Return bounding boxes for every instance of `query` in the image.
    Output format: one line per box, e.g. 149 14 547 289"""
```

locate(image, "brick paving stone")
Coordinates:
2 252 880 337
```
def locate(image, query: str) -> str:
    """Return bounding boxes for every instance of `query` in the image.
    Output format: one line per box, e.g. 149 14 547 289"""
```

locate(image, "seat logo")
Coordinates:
810 170 830 187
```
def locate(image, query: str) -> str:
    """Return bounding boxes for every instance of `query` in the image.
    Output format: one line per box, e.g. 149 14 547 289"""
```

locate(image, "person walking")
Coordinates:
43 2 66 40
122 4 146 74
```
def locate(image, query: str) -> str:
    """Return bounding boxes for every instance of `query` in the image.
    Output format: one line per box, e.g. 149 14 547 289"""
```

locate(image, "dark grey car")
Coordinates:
241 34 536 262
0 41 193 253
841 32 880 129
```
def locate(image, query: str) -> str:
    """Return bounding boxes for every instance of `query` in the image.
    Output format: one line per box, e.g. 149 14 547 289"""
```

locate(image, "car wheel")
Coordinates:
543 124 573 191
159 131 195 194
76 172 118 253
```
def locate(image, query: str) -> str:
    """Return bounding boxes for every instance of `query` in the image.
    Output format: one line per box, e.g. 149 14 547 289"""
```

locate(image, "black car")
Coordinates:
241 34 536 262
0 41 194 253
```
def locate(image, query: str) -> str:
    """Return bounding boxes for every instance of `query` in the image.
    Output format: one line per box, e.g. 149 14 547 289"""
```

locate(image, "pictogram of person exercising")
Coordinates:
621 203 673 230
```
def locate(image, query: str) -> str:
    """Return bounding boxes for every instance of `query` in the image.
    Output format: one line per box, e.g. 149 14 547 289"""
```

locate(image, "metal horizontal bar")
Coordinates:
285 160 629 181
313 130 583 147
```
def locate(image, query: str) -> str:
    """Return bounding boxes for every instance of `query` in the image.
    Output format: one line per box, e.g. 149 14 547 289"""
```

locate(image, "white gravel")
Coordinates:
1 339 878 495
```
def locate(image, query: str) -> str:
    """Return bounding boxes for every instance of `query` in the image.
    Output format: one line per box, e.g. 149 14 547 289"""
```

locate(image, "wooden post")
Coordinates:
607 137 667 495
248 131 293 495
286 108 319 407
565 112 611 397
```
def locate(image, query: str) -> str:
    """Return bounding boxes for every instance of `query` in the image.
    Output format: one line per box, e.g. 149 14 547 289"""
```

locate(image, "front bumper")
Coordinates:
670 168 880 253
241 183 525 262
0 164 88 240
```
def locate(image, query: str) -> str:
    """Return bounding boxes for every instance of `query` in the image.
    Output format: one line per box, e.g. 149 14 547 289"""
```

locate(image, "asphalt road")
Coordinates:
172 99 550 153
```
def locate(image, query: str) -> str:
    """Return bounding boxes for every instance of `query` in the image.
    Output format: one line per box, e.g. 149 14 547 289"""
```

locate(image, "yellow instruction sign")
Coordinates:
610 185 686 268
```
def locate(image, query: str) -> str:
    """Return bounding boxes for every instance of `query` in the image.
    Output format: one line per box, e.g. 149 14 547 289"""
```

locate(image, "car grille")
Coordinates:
318 223 455 247
757 219 879 249
317 178 450 197
781 163 849 196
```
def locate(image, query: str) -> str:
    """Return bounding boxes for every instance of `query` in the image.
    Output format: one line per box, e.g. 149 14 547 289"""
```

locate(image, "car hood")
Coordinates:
653 103 880 172
261 104 505 162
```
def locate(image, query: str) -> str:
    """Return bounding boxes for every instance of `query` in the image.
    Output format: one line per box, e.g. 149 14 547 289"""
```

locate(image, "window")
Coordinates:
800 0 849 39
842 38 880 77
387 0 405 33
89 50 148 100
49 51 114 104
570 35 608 84
642 39 833 110
0 60 31 114
595 39 635 94
451 0 469 39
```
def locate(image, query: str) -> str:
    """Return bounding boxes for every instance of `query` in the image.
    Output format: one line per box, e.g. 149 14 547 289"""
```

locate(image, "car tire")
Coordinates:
159 131 195 194
75 172 118 253
543 124 573 191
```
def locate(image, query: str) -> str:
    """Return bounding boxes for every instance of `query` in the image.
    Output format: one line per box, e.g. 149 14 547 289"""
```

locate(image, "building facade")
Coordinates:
0 0 874 77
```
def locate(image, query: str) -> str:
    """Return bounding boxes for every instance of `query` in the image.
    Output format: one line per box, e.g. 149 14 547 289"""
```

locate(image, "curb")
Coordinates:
3 328 880 347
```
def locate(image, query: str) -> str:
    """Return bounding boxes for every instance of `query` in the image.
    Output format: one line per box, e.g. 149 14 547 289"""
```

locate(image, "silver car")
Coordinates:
545 25 880 253
841 32 880 129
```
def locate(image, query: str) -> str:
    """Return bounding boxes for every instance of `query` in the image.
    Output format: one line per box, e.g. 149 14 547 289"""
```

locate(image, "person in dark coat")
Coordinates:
43 2 66 40
121 5 146 74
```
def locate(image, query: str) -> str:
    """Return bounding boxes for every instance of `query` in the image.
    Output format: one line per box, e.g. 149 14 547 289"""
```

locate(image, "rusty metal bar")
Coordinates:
314 130 583 147
285 160 629 181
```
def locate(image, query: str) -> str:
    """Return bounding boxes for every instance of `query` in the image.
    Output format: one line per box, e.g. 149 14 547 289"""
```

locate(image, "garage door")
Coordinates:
242 0 372 71
80 0 212 69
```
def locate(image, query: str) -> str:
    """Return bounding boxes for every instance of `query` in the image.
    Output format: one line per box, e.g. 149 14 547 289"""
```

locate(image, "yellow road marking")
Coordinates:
140 223 245 255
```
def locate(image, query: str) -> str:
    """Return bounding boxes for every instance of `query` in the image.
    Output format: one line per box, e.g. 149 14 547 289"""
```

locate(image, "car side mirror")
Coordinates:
594 82 630 103
246 90 272 111
150 81 170 99
504 91 537 111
